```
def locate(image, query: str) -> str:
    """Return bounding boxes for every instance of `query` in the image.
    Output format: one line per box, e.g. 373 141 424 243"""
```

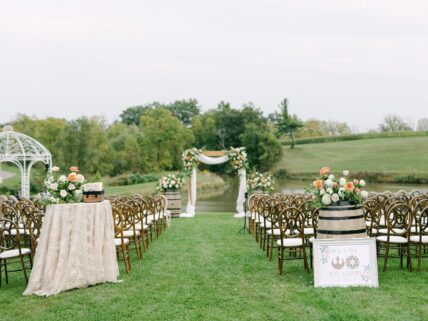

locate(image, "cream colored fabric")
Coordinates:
23 201 119 297
410 235 428 243
114 238 130 246
376 235 408 243
276 238 304 247
0 248 31 259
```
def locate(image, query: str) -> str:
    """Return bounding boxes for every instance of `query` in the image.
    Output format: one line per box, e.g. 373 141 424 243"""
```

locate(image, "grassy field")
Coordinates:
277 136 428 179
1 214 427 321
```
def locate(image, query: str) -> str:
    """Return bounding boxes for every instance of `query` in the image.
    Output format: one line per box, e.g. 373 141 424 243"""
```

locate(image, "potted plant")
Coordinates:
306 167 369 239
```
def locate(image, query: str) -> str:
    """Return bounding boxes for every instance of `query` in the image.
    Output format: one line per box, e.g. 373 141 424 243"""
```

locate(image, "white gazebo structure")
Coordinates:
0 126 52 198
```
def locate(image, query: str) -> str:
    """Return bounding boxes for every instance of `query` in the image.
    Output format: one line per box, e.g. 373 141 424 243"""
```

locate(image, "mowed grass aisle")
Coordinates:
1 214 428 321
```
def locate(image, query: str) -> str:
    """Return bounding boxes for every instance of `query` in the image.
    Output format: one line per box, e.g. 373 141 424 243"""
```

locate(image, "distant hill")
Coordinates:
275 136 428 183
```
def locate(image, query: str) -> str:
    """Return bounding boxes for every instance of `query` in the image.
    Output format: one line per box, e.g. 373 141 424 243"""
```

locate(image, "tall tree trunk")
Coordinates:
290 132 296 149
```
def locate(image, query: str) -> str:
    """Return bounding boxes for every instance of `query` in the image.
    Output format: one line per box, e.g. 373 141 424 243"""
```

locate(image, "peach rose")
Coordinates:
353 179 359 185
319 167 330 176
69 166 79 172
313 179 323 189
344 182 355 192
68 172 78 182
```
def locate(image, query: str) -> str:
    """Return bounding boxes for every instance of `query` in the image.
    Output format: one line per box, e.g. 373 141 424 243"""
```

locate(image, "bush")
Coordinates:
108 173 159 186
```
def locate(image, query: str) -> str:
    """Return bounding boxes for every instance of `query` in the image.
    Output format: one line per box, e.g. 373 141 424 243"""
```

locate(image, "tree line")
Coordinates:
3 99 427 178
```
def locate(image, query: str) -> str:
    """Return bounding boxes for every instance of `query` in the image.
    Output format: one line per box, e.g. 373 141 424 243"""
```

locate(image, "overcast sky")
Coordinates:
1 0 427 131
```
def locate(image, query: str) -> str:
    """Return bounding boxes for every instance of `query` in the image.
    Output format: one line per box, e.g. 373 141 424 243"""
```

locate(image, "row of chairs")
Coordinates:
107 194 170 273
247 191 428 274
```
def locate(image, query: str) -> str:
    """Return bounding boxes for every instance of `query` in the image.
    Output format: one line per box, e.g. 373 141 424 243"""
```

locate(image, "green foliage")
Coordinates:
379 114 413 132
270 98 303 149
297 119 352 138
140 108 194 171
240 123 282 172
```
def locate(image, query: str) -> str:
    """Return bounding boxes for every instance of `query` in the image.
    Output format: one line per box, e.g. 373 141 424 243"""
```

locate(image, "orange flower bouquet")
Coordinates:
306 167 368 208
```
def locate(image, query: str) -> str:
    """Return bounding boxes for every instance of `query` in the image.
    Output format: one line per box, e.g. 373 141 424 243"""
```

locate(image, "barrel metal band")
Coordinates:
317 229 367 235
322 206 361 211
319 214 364 220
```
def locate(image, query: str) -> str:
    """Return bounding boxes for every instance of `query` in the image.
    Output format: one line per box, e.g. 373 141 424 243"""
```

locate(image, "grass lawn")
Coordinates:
1 213 427 321
277 136 428 176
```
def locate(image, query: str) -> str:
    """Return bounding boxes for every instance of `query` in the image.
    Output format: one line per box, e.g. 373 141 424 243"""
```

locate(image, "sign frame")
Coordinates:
313 237 379 288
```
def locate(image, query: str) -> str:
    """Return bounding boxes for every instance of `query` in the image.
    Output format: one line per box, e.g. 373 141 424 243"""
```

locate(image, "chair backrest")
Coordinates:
385 203 412 237
0 218 23 253
112 205 125 240
278 207 305 241
362 198 381 236
1 203 18 222
116 202 137 232
415 206 428 240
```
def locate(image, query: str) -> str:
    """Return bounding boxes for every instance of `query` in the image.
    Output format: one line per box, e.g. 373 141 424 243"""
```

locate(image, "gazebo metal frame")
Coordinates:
0 126 52 198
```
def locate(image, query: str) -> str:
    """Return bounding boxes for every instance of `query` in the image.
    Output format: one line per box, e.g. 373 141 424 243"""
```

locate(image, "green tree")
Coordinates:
271 98 303 149
166 99 201 127
140 108 194 171
119 102 162 125
379 114 413 132
240 123 282 171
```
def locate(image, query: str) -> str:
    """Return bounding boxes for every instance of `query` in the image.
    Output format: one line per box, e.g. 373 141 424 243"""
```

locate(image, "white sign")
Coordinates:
313 237 378 288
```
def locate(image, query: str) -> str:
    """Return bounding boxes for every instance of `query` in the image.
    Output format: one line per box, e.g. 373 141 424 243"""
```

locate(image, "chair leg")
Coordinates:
383 243 390 272
5 261 8 284
20 256 29 284
0 259 2 288
303 247 310 273
417 244 422 272
407 243 412 272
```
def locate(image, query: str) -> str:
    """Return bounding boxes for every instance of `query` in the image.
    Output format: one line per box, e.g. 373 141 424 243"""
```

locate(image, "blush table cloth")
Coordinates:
23 201 119 296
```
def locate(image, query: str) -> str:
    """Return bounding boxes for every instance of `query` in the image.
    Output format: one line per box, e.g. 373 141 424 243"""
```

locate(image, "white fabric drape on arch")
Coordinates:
180 154 247 218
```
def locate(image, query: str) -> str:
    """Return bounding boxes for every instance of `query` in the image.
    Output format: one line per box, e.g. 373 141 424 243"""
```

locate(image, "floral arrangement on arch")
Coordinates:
306 167 368 208
157 174 185 193
227 147 248 171
44 166 86 204
182 148 201 174
247 170 275 193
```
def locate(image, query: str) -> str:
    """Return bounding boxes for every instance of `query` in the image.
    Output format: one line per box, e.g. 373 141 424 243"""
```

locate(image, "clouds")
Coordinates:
0 1 427 131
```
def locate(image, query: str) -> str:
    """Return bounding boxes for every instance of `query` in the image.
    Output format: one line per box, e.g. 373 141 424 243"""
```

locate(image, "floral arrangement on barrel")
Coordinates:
227 147 248 171
157 174 185 193
306 167 368 208
247 170 275 193
182 148 202 175
44 166 86 204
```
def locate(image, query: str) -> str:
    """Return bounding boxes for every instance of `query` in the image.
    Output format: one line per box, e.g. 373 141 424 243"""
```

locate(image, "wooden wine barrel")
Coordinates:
317 202 368 239
164 191 181 218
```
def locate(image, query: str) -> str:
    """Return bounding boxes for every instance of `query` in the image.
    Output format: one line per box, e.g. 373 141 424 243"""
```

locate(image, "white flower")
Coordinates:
77 174 85 183
339 178 346 186
338 187 345 198
322 194 332 206
343 170 350 177
52 166 60 172
331 194 340 202
328 174 335 180
68 183 76 191
326 188 333 195
50 183 58 191
361 191 369 199
324 179 333 187
60 190 68 198
320 189 326 195
59 175 67 182
359 179 366 187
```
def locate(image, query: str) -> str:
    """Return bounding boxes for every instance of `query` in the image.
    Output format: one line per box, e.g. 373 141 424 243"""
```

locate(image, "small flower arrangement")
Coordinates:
247 170 275 193
306 167 368 208
157 174 185 193
182 148 201 174
44 166 86 204
227 147 248 171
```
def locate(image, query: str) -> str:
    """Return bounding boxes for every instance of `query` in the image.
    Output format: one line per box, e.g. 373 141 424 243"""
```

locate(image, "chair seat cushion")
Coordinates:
267 229 280 236
377 228 406 235
114 238 130 246
276 238 304 247
410 235 428 243
260 221 272 228
123 229 141 237
135 223 149 230
0 248 31 259
376 235 408 243
304 227 314 235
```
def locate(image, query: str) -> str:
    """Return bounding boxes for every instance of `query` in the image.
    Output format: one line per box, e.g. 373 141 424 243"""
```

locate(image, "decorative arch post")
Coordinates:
180 147 248 218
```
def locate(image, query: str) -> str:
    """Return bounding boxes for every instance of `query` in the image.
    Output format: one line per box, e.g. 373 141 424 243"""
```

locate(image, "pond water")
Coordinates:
182 178 428 213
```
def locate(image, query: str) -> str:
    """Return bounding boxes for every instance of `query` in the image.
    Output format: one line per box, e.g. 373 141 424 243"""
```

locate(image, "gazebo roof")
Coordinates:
0 126 51 163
